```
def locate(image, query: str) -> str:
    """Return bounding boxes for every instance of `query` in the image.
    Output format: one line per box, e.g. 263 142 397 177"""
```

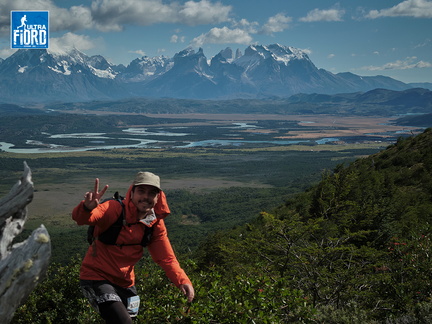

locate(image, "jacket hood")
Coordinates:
124 184 171 223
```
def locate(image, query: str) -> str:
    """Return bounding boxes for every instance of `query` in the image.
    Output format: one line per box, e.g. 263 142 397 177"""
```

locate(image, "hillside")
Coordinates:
10 129 432 323
43 87 432 117
195 128 432 322
288 127 432 245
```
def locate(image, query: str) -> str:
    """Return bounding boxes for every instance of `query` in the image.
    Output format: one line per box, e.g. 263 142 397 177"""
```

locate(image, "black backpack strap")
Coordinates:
87 225 96 245
140 225 154 247
112 223 154 247
87 191 155 247
87 192 125 245
97 193 125 245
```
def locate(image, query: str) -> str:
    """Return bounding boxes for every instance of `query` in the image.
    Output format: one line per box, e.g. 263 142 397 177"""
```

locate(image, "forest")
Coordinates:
7 128 432 323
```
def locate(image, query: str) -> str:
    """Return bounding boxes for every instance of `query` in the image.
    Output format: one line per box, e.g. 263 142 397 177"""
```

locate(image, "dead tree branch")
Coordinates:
0 162 51 323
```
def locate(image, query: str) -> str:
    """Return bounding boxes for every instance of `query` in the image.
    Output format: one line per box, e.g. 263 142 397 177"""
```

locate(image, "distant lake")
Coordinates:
178 139 311 148
0 128 340 153
1 117 416 154
0 138 157 153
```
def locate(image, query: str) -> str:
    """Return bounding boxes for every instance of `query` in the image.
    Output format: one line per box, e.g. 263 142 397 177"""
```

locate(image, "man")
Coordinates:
72 171 194 324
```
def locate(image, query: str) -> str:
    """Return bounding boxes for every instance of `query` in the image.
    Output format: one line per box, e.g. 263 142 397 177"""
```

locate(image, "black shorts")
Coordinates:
80 280 140 317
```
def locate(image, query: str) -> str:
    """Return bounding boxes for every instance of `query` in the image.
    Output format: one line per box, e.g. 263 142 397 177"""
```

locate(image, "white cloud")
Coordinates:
0 0 233 35
299 8 345 22
0 0 94 35
232 18 259 34
90 0 232 31
415 38 431 48
189 12 291 47
129 49 146 56
327 53 335 59
52 5 94 32
191 27 252 47
366 0 432 19
170 34 185 43
361 56 432 71
50 32 97 53
177 0 232 25
302 48 312 55
261 13 292 34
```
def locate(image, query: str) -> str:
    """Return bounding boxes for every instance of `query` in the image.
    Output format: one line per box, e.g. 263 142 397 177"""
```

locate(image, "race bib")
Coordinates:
127 295 140 317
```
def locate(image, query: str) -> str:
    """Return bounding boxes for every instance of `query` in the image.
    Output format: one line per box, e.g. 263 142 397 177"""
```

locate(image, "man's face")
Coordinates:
131 185 160 215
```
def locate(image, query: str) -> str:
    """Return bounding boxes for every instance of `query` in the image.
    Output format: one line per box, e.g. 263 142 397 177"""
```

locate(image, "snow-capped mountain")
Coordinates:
0 43 422 104
118 55 172 82
130 43 409 99
130 47 220 98
0 48 128 103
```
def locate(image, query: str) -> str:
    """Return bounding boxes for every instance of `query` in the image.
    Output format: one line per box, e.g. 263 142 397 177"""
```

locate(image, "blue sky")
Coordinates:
0 0 431 83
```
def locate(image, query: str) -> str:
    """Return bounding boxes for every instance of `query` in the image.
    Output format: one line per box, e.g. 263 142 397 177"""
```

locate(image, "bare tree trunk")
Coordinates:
0 162 51 323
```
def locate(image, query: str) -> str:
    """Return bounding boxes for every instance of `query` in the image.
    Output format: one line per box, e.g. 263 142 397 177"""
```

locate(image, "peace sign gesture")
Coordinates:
83 178 109 211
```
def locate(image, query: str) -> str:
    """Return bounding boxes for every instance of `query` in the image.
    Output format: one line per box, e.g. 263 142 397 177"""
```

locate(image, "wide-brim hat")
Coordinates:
132 171 161 190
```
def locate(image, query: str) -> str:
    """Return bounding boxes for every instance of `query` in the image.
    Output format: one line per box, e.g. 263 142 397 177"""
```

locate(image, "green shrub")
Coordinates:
11 257 99 324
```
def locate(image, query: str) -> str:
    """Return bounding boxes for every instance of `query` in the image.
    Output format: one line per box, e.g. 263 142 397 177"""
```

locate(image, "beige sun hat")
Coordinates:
132 171 161 190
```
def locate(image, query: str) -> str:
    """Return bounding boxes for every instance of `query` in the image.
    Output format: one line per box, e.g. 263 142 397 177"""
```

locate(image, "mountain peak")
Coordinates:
235 48 242 59
267 43 309 60
0 43 417 103
122 55 172 82
175 47 198 58
219 47 233 61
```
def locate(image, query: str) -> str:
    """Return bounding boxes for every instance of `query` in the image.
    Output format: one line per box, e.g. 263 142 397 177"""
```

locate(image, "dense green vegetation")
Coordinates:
195 128 432 322
9 129 432 323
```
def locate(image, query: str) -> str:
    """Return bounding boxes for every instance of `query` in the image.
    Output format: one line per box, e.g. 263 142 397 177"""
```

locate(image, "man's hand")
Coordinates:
84 178 109 211
180 284 195 303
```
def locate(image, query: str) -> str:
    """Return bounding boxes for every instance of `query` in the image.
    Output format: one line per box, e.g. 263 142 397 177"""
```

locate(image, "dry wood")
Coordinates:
0 162 51 323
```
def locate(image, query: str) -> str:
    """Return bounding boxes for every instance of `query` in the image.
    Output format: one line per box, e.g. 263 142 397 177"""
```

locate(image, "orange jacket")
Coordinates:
72 187 192 288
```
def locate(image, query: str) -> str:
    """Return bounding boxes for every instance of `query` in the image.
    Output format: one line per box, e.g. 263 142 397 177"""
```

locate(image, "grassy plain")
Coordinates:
1 112 416 262
1 142 383 224
143 113 413 140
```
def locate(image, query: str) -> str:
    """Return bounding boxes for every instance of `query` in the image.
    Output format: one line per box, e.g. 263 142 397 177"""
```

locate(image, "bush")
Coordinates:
11 257 316 323
135 261 315 323
11 257 100 324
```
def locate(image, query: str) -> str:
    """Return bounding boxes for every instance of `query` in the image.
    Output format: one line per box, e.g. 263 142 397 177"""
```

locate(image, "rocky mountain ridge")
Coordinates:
0 44 429 104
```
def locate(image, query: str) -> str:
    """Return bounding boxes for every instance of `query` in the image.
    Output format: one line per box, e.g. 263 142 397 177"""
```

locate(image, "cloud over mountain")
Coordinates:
299 8 345 22
366 0 432 19
191 27 253 47
0 0 233 35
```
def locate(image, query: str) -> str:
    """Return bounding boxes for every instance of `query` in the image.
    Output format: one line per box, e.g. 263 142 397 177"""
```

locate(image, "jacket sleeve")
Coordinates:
72 200 120 230
147 219 192 287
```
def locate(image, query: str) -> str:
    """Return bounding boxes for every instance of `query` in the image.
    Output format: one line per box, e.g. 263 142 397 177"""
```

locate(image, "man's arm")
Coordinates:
147 219 194 302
